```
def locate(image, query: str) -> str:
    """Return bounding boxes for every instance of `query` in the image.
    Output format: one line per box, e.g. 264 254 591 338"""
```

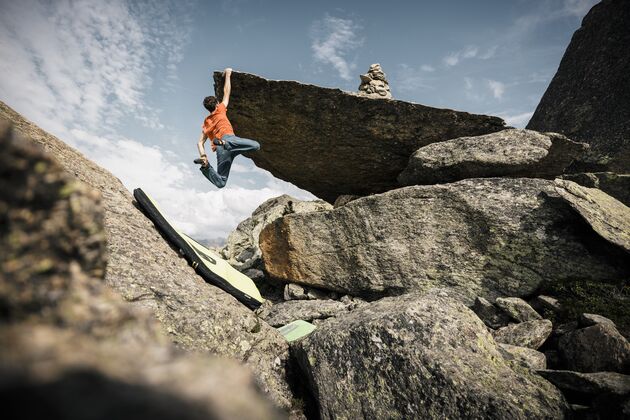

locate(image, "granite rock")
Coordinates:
527 0 630 172
260 178 630 301
293 292 566 419
213 71 505 202
398 129 587 185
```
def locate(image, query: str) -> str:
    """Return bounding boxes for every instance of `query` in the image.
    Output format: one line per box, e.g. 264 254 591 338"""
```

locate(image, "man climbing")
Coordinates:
195 67 260 188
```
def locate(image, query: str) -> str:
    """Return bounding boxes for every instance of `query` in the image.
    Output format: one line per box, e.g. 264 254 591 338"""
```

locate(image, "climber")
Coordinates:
194 67 260 188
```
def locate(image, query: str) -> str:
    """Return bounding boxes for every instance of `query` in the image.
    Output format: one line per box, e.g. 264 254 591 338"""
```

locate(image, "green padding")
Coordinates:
133 188 263 309
277 320 316 342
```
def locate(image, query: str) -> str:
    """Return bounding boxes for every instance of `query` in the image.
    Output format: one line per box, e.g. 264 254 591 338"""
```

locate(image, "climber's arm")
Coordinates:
222 68 232 108
197 132 208 166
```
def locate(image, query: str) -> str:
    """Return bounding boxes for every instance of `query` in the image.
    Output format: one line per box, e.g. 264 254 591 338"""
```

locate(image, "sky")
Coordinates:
0 0 599 241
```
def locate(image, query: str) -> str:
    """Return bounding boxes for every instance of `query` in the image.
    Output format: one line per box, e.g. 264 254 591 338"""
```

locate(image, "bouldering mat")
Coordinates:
277 320 316 342
133 188 264 310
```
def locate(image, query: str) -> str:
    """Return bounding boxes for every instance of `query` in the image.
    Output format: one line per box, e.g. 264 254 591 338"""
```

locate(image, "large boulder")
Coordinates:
560 172 630 207
526 0 630 172
0 125 282 420
398 129 587 185
293 292 567 419
221 194 331 271
260 177 630 301
558 323 630 373
0 102 294 409
212 71 506 202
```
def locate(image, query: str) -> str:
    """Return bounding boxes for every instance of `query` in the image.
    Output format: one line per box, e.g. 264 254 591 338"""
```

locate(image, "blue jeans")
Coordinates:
200 134 260 188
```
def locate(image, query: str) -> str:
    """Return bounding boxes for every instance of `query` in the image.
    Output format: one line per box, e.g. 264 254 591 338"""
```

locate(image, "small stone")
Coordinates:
537 370 630 396
305 287 330 300
498 343 547 370
284 283 307 301
579 313 616 329
472 297 510 329
529 295 562 315
558 323 630 373
496 297 543 322
493 319 553 349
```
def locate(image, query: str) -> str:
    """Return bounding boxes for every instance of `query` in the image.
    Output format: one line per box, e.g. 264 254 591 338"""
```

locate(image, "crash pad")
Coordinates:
133 188 264 310
277 320 317 342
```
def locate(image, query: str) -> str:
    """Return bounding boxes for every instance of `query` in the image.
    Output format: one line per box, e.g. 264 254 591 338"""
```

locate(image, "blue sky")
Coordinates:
0 0 598 240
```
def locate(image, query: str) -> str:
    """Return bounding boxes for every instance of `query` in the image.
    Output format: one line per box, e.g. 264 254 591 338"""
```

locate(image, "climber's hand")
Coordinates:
201 156 208 167
224 68 232 76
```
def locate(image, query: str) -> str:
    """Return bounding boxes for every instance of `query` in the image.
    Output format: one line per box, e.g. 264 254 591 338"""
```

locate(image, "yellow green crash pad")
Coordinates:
277 320 317 342
133 188 264 310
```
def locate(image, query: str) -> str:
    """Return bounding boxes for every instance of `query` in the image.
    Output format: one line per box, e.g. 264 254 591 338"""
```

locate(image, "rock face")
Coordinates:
560 172 630 207
293 292 567 419
260 177 630 301
0 124 282 420
398 129 588 185
0 102 294 409
213 71 506 202
526 0 630 172
221 194 331 271
554 179 630 253
357 63 392 99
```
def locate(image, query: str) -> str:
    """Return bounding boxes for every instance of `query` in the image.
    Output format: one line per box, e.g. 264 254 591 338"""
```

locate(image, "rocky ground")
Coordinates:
1 1 629 418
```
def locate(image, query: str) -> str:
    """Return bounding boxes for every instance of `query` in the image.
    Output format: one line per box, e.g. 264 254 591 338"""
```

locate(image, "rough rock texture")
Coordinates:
561 172 630 207
472 297 510 329
0 126 282 420
260 178 630 301
579 313 617 329
0 102 294 409
496 297 542 322
529 295 562 317
493 320 553 350
558 323 630 373
526 0 630 172
213 71 506 202
537 370 630 396
398 129 587 185
256 300 351 327
357 63 392 99
554 179 630 253
293 292 566 419
498 344 547 370
538 370 630 419
221 194 331 271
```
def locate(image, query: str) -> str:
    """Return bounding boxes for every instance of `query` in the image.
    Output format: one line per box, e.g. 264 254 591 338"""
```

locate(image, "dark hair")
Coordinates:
203 96 218 112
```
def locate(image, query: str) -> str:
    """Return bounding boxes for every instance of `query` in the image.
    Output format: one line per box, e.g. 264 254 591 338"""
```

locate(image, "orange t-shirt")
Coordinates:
202 103 234 151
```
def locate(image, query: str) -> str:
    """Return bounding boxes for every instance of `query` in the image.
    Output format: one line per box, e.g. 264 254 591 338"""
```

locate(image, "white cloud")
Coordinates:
497 111 535 128
395 64 435 92
0 0 312 239
443 45 478 66
487 79 506 99
513 0 599 34
420 64 435 72
0 0 188 134
311 15 363 81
